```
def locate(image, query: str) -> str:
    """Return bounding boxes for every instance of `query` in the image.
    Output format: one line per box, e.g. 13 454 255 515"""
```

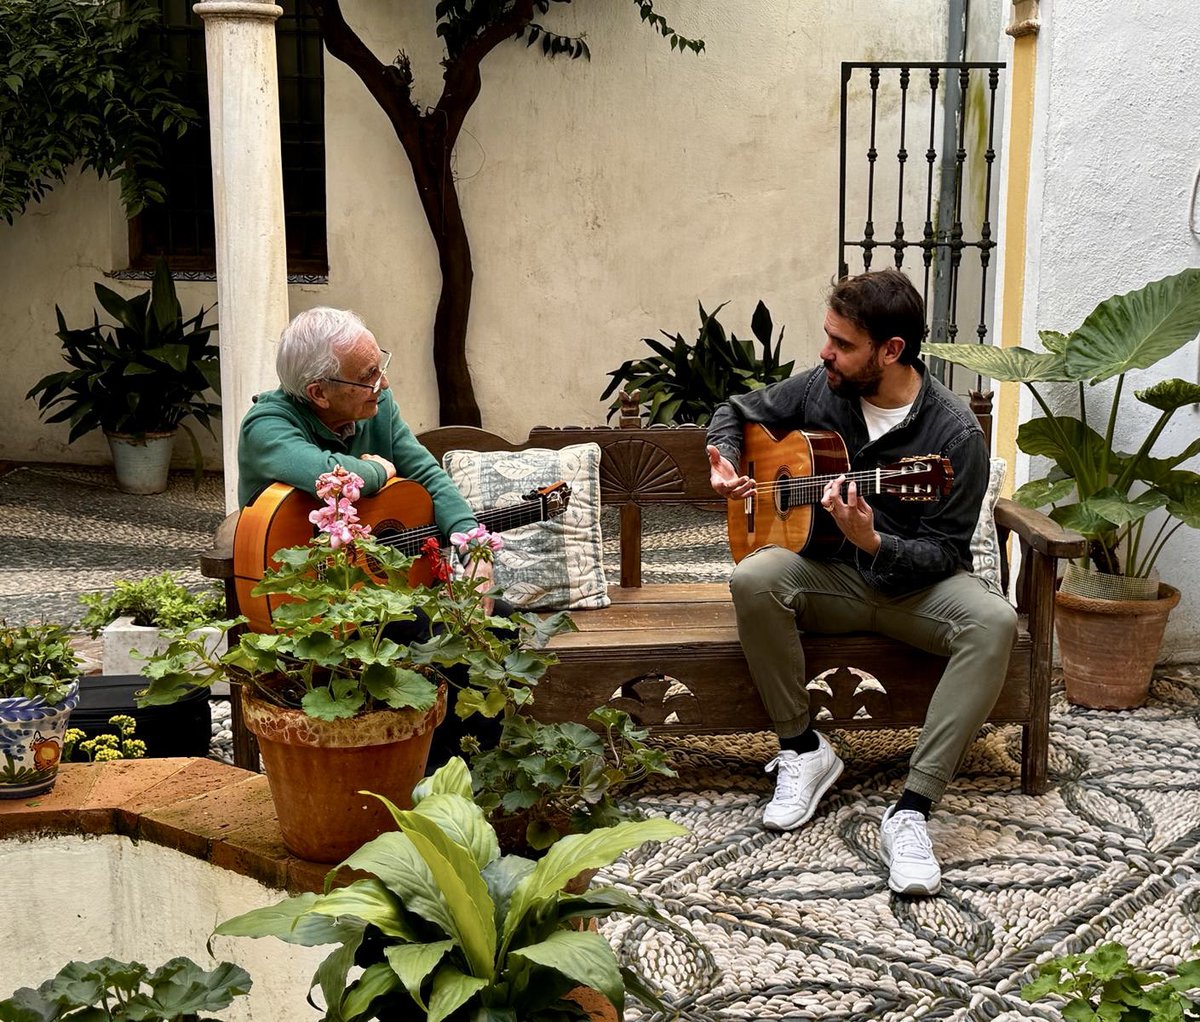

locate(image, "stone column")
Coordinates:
195 0 289 513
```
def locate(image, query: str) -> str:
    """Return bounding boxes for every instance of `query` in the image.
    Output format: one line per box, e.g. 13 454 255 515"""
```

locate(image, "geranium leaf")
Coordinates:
301 686 363 720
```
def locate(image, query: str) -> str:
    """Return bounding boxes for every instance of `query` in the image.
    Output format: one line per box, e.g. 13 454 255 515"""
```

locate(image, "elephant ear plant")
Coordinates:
926 268 1200 596
214 758 690 1022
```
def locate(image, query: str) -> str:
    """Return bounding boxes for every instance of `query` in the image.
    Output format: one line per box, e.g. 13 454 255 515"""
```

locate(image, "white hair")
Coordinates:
276 307 370 399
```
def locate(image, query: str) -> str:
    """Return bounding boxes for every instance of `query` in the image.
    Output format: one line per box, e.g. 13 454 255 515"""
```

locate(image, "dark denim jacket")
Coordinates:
706 363 988 595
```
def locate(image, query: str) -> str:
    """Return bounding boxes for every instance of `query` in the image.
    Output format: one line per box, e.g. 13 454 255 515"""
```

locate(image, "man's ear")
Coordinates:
305 381 331 408
880 336 906 366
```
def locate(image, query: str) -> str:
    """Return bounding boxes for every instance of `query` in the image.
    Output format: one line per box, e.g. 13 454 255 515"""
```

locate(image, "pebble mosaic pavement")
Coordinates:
4 462 1200 1021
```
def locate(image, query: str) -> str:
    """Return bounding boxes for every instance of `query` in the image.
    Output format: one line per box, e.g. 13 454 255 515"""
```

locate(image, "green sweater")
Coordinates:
237 388 477 540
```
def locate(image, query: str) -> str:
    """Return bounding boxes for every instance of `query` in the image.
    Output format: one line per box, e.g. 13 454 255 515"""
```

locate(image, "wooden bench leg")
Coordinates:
1020 721 1048 795
230 684 261 772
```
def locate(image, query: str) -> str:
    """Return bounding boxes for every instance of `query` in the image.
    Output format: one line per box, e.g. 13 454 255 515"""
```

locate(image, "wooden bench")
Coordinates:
203 413 1086 795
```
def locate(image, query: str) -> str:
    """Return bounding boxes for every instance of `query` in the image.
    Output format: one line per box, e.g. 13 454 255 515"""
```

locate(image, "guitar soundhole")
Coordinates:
774 470 793 517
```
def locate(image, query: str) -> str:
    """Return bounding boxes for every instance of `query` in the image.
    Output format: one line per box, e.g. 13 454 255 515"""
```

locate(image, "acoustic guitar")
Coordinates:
726 425 953 562
234 477 572 633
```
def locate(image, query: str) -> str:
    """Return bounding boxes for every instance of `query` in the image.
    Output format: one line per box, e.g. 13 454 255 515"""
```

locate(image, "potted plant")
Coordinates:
466 706 676 855
0 621 82 798
0 956 251 1020
1021 941 1200 1019
213 758 689 1021
926 268 1200 708
80 571 225 675
138 467 573 862
26 257 220 494
600 299 794 425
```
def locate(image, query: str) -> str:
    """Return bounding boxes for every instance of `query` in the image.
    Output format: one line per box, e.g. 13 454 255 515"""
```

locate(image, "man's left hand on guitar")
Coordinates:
821 474 881 556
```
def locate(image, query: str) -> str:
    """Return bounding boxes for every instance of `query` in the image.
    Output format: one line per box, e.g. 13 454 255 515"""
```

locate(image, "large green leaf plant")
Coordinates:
26 259 220 468
601 300 794 426
926 268 1200 581
213 758 689 1022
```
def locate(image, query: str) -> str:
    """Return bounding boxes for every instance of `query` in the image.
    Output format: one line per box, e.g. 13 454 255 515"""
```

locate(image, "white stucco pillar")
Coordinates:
195 0 289 512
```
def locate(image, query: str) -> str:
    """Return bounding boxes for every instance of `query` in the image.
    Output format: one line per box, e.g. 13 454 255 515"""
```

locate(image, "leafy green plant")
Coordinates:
1021 941 1200 1020
601 300 794 425
80 573 224 637
64 715 147 763
0 621 81 704
466 707 676 852
26 259 220 471
0 0 195 223
213 758 688 1022
138 468 573 723
926 269 1200 582
0 956 251 1022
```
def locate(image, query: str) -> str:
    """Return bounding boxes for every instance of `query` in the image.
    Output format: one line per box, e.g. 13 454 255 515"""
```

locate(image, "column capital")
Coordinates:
1005 0 1041 38
194 1 283 22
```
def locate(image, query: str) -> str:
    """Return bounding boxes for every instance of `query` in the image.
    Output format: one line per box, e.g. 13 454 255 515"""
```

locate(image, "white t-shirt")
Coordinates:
859 398 912 443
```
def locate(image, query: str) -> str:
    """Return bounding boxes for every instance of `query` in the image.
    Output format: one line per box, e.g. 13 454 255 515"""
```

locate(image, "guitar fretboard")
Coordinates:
379 500 547 556
757 467 933 506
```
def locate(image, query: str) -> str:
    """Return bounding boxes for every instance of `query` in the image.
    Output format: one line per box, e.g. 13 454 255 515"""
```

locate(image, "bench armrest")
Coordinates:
994 497 1086 559
199 511 240 581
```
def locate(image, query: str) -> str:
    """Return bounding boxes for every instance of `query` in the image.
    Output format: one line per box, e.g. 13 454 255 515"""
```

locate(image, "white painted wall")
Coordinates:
1018 0 1200 658
0 834 328 1019
0 0 950 468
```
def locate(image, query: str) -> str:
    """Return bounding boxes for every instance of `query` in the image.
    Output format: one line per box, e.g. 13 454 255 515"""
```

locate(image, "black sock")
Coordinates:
895 789 933 819
779 728 820 755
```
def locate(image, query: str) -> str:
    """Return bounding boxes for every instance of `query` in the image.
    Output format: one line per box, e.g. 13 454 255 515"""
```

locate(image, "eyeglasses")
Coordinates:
324 350 392 394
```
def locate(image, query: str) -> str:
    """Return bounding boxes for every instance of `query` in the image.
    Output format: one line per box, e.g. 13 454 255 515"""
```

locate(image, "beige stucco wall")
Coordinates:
0 834 327 1019
0 1 957 468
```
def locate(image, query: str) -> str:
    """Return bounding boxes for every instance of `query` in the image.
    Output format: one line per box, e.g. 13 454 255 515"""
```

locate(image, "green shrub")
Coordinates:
601 299 794 425
79 572 224 636
1021 941 1200 1020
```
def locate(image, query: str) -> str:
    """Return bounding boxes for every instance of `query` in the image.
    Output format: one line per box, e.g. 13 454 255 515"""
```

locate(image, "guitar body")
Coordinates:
234 476 572 634
727 426 851 562
726 425 954 563
234 478 438 634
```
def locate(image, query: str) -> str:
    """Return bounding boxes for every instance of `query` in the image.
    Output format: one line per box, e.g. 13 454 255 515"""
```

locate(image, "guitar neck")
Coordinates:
775 468 891 506
379 499 546 556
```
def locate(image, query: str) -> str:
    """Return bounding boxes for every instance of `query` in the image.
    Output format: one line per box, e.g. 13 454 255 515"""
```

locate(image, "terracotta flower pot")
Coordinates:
241 685 446 862
1055 582 1180 709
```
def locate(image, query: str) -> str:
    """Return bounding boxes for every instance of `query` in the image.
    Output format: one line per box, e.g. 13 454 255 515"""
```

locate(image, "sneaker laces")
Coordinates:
887 811 934 862
765 753 804 800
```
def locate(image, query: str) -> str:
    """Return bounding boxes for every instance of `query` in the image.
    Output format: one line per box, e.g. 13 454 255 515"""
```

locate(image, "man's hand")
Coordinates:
707 445 756 499
361 453 396 480
821 474 881 555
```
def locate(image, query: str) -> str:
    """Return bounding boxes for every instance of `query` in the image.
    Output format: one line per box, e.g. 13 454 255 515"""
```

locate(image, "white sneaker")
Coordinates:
762 733 844 831
879 805 942 896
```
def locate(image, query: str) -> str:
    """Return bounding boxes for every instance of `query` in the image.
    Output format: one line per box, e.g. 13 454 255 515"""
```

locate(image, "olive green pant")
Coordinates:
729 546 1018 804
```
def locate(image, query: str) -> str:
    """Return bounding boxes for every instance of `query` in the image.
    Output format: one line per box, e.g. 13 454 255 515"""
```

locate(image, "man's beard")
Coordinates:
823 357 884 399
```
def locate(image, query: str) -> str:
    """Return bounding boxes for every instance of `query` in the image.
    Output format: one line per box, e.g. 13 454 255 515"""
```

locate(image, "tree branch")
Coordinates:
310 0 420 132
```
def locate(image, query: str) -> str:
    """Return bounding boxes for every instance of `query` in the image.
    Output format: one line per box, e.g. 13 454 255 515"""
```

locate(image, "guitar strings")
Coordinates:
373 502 552 553
751 468 938 504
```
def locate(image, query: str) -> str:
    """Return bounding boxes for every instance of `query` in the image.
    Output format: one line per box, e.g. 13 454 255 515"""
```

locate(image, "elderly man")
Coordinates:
237 306 494 763
706 270 1016 897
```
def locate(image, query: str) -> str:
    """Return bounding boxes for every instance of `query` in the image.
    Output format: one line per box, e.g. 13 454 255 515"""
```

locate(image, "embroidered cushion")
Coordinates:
971 457 1007 595
442 443 610 610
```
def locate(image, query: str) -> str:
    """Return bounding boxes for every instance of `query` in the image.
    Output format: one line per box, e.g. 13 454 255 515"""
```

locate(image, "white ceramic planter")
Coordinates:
102 617 226 690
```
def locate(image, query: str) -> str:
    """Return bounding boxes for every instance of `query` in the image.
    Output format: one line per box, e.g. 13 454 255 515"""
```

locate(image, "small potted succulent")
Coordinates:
0 621 82 798
79 571 225 675
213 758 689 1021
138 467 574 862
0 956 251 1020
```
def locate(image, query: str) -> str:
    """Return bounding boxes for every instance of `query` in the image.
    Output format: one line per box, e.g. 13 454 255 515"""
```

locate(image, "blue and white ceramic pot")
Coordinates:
0 682 81 798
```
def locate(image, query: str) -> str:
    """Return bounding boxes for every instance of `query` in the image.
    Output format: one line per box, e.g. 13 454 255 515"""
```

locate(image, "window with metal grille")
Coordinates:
128 0 327 278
